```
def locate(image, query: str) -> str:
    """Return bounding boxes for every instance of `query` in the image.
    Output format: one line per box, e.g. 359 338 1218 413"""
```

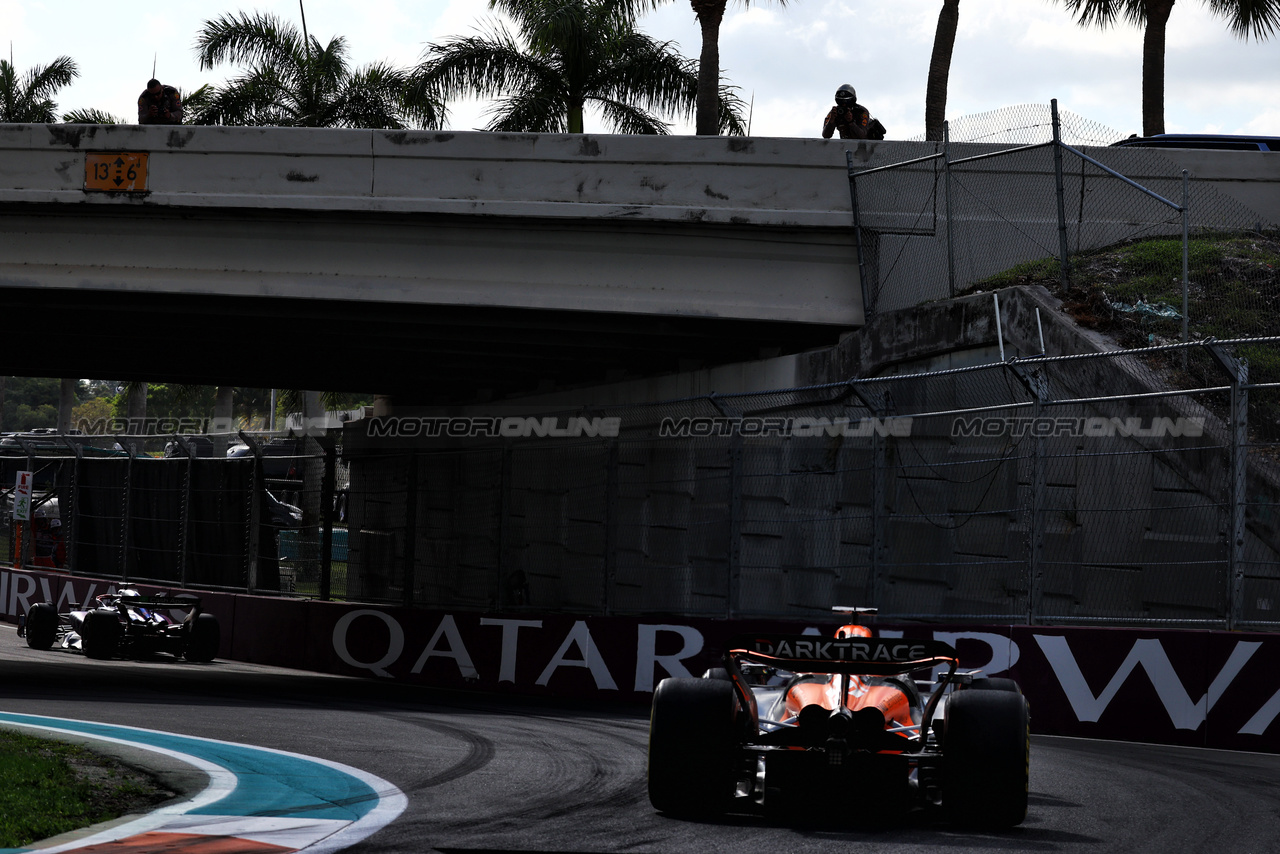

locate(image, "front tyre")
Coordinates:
648 677 739 817
24 603 57 650
942 688 1030 828
81 610 122 660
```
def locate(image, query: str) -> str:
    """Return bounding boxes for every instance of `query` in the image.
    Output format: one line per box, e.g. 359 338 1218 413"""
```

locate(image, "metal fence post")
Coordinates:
1207 345 1248 629
871 415 887 609
603 441 619 616
174 435 196 588
846 150 872 318
496 447 512 608
944 121 955 298
727 439 743 619
16 438 38 570
115 436 135 582
402 453 418 607
1010 365 1050 624
319 441 336 602
1051 99 1071 290
1229 355 1249 630
1182 169 1190 346
61 437 83 575
240 431 262 592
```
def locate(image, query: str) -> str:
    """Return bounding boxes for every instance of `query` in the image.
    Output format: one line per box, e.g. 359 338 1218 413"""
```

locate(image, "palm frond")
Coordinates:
61 107 122 124
0 56 78 123
419 25 555 102
195 11 304 72
486 88 569 133
593 96 670 134
1203 0 1280 39
439 0 719 135
716 83 748 136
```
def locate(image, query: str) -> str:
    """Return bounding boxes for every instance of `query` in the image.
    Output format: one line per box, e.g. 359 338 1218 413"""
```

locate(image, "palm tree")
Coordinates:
416 0 744 135
924 0 960 142
192 10 441 128
684 0 788 136
0 55 77 123
61 108 123 124
1056 0 1279 136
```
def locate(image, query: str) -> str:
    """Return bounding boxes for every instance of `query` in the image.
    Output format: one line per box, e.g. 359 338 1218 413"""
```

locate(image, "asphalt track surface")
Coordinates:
2 641 1279 854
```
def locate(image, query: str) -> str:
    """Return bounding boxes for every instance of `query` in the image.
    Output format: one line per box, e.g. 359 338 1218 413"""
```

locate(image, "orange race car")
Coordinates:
647 608 1030 827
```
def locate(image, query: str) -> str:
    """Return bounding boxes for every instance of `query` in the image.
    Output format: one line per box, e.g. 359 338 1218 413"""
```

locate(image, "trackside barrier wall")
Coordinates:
3 567 1279 754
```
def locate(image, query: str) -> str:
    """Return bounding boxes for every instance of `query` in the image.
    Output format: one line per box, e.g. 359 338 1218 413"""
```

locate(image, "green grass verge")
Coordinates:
966 230 1280 440
0 729 170 849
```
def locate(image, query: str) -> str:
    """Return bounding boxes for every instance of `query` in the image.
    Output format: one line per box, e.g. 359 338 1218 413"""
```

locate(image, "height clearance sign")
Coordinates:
12 472 32 521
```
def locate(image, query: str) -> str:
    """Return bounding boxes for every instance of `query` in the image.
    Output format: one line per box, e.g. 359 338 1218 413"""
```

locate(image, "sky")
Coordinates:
3 0 1278 141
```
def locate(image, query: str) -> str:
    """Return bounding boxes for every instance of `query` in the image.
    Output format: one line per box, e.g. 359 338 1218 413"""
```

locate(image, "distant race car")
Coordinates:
647 608 1030 827
18 588 220 662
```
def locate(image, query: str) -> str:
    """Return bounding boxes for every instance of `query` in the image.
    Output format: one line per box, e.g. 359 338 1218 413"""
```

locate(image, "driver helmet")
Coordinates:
835 84 857 106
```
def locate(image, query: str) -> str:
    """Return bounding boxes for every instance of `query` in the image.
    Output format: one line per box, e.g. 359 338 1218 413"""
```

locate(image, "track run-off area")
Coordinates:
2 642 1279 854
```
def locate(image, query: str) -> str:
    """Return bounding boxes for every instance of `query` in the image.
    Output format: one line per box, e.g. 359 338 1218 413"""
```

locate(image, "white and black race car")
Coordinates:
18 588 220 662
648 611 1030 827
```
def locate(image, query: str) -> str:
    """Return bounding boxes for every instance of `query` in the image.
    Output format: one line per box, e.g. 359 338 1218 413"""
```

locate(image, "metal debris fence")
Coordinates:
1 432 346 598
341 339 1280 630
5 341 1279 629
852 101 1277 347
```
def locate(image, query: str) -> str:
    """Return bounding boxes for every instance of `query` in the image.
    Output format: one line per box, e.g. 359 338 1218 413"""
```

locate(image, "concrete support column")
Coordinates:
58 378 76 433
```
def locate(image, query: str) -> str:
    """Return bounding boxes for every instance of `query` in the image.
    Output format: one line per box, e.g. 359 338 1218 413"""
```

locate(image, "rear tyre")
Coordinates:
25 603 57 650
967 677 1021 693
81 610 122 660
184 614 221 662
648 677 739 817
942 688 1030 828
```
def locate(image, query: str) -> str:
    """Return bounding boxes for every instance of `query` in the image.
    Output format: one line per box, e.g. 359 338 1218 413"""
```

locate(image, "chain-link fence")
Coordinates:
340 338 1280 630
1 431 341 596
854 102 1277 347
8 341 1278 631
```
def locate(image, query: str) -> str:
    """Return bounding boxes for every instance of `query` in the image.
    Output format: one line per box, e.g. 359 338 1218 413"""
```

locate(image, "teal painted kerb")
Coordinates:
0 712 379 821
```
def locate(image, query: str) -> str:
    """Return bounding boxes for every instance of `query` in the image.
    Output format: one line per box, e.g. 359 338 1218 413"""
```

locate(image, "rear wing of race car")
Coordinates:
102 591 204 617
722 633 961 746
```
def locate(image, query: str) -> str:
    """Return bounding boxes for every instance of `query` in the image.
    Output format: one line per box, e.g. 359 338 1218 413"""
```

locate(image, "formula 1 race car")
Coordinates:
647 610 1029 827
18 588 220 662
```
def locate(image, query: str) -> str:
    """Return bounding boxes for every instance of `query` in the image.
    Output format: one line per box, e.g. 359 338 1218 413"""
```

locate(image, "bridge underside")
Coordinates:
1 200 857 402
1 285 844 402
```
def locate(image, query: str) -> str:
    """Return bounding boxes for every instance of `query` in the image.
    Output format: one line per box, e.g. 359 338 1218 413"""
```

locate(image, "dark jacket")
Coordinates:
823 103 871 140
138 86 183 125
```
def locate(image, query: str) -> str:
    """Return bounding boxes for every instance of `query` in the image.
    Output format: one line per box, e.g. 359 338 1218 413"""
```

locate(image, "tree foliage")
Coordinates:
0 377 84 432
1055 0 1280 136
0 56 77 123
417 0 745 134
191 11 441 128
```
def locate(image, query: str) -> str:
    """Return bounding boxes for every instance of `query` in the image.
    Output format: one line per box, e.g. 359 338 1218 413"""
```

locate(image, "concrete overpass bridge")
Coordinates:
3 123 1275 403
0 124 865 402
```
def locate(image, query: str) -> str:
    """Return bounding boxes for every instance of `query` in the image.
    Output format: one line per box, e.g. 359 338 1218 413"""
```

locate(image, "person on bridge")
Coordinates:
138 78 183 125
822 84 885 140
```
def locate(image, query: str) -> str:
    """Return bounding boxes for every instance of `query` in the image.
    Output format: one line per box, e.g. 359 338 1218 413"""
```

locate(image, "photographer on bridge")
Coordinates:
138 78 183 125
822 84 885 141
